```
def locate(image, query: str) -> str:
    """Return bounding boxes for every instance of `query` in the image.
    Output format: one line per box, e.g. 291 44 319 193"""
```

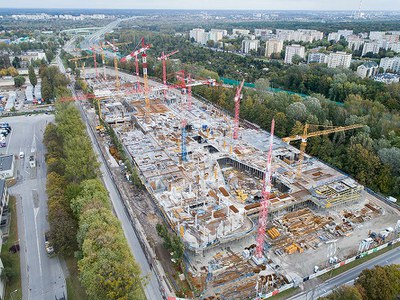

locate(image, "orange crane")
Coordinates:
157 50 179 100
282 123 364 178
121 38 151 92
103 41 131 91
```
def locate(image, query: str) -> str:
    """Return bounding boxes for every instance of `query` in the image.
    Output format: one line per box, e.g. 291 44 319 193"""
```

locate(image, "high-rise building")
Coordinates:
308 52 328 64
369 31 385 41
362 42 381 56
242 38 260 54
233 29 250 36
327 52 352 69
255 28 273 37
265 39 283 58
284 44 305 64
347 35 365 51
328 32 341 42
338 29 354 39
209 29 227 43
189 28 208 44
380 57 400 73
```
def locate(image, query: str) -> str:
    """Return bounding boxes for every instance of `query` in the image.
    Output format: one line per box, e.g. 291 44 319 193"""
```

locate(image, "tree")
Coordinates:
28 65 37 88
355 265 400 300
13 75 25 87
291 54 304 65
255 78 270 91
45 50 55 63
12 56 21 68
321 285 362 300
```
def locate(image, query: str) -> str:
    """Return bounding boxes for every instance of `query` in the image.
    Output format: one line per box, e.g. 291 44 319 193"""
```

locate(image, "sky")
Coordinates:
1 0 400 11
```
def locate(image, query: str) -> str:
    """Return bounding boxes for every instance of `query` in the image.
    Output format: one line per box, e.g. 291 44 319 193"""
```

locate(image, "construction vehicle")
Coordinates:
282 123 364 179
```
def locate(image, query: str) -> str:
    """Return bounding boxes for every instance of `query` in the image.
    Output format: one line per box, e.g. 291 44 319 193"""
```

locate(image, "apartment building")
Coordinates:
284 44 305 64
265 39 283 58
327 51 352 69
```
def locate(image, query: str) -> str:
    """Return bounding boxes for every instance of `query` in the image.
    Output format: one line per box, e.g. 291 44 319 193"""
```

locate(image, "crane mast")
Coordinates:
255 119 275 259
233 79 245 140
157 50 179 100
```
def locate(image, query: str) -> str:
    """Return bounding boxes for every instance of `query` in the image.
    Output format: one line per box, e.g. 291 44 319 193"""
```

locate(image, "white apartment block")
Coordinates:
242 39 260 54
308 52 329 64
327 52 352 69
369 31 385 41
233 29 250 36
255 29 273 37
284 44 305 64
209 29 227 43
380 57 400 73
347 35 365 51
277 29 323 43
328 32 341 42
190 28 207 44
357 62 379 78
265 39 283 57
362 42 381 56
338 29 354 39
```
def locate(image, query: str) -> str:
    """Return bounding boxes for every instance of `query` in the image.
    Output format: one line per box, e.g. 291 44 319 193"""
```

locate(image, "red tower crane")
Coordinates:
233 79 245 140
157 50 179 100
255 119 275 260
89 46 98 78
120 38 151 92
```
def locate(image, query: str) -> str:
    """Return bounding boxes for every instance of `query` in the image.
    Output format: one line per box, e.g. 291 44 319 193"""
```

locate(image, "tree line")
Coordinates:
44 99 145 299
322 264 400 300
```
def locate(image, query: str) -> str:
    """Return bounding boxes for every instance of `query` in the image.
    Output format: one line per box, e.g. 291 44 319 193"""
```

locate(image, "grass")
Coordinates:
65 256 88 300
319 242 400 281
268 287 301 300
2 196 22 300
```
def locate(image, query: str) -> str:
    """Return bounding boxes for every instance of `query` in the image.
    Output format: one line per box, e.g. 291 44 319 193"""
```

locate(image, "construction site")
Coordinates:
71 40 400 299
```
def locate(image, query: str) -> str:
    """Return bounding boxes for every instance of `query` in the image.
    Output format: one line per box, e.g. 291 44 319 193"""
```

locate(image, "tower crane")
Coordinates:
233 79 245 140
282 123 364 179
255 119 275 260
68 55 93 70
121 37 151 92
88 47 99 78
103 41 131 91
157 50 179 100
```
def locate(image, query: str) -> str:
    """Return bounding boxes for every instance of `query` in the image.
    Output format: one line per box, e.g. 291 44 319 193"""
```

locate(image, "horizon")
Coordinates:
2 0 400 11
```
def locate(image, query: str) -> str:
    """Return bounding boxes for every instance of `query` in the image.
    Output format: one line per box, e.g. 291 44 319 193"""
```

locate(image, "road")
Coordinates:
288 246 400 300
1 115 67 300
57 39 164 298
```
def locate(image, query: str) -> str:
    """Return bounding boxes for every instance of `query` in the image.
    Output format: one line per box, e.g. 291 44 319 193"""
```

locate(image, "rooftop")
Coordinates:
0 155 13 172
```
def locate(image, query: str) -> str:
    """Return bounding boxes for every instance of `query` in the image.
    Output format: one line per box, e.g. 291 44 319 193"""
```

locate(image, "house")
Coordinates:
357 61 379 78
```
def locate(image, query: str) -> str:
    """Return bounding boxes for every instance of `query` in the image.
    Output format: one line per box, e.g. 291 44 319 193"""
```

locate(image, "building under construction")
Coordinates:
81 67 399 299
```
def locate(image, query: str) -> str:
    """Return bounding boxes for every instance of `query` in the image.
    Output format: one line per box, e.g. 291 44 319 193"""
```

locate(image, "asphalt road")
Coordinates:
288 245 400 300
1 114 67 300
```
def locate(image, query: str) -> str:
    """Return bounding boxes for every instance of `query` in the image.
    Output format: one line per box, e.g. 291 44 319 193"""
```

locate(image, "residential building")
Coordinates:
265 39 283 58
209 29 227 43
308 52 328 64
189 28 207 44
347 35 365 51
379 57 400 73
284 44 305 64
374 73 400 84
369 31 385 41
241 38 260 54
255 29 273 37
0 179 9 222
327 52 352 69
233 29 250 36
276 29 294 41
338 29 354 39
277 29 323 43
362 42 381 56
328 32 341 42
357 62 379 78
0 155 14 180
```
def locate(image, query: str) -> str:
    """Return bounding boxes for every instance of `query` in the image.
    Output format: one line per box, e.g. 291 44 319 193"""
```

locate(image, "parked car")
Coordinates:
44 232 55 256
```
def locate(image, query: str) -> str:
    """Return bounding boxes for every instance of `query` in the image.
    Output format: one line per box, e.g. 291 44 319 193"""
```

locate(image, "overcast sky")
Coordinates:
2 0 400 11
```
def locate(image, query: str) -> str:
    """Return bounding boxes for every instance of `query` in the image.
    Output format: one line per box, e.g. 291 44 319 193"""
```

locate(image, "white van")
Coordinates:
19 151 25 158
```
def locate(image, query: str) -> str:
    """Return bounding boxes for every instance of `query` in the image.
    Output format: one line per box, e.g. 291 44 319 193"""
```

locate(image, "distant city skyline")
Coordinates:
2 0 400 11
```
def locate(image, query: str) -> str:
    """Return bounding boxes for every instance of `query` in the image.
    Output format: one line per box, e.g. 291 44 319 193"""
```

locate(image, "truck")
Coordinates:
387 196 397 203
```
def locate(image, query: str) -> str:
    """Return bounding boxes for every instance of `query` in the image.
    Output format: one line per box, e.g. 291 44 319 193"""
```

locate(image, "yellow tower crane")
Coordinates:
103 41 131 91
282 123 364 179
68 55 93 78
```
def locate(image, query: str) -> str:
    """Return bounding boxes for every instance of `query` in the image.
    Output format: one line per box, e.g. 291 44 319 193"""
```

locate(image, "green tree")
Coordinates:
321 285 362 300
28 65 37 88
13 75 25 87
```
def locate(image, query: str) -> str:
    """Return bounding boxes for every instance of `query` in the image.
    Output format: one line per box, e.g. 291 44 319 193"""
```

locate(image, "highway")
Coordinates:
288 245 400 299
1 115 67 300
